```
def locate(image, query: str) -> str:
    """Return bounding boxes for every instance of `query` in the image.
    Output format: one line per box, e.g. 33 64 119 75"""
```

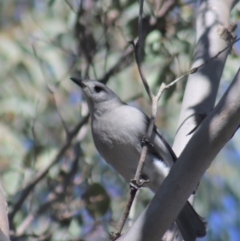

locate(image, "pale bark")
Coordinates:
0 184 10 241
119 0 239 240
171 0 238 240
173 0 238 156
120 66 240 240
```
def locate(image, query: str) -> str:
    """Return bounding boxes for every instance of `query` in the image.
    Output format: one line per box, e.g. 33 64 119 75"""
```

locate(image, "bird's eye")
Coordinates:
94 86 103 93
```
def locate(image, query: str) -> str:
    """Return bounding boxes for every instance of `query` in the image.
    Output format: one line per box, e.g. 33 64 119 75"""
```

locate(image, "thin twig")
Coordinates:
134 92 162 183
28 100 40 217
113 1 151 238
128 191 138 228
9 114 90 224
15 142 84 236
163 36 240 90
137 0 144 61
113 81 161 238
10 33 137 226
48 87 70 136
114 16 240 240
30 100 39 167
130 40 152 100
64 0 75 12
111 188 137 240
10 231 53 241
32 44 70 136
99 45 133 84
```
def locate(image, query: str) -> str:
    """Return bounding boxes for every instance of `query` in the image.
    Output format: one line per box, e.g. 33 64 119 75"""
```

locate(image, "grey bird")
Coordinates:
70 78 206 241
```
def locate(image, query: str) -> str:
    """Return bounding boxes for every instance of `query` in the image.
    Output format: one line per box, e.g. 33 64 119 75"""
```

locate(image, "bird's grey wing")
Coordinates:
140 113 176 167
149 126 177 168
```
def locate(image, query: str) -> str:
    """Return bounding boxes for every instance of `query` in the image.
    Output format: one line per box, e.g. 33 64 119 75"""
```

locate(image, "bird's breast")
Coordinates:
91 106 147 181
92 106 147 146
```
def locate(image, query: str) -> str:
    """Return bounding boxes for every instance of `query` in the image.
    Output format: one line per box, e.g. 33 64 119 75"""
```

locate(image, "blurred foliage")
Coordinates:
0 0 240 240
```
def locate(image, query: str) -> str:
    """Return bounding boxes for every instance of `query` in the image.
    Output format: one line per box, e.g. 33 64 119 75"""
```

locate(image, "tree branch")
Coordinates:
9 114 90 224
113 0 240 238
171 1 238 238
0 184 10 241
120 65 240 240
173 0 238 157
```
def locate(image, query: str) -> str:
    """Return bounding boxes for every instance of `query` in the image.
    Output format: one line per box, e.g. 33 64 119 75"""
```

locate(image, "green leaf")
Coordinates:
83 183 111 218
2 170 23 195
68 219 81 237
48 0 57 7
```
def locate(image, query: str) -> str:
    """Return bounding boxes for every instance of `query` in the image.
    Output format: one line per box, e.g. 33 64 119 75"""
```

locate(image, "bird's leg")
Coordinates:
141 136 153 147
130 176 149 190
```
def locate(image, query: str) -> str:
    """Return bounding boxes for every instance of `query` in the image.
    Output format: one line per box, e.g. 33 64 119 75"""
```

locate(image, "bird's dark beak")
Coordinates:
70 77 86 88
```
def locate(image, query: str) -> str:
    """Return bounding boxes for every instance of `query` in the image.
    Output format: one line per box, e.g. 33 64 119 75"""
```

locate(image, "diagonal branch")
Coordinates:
114 33 240 240
114 3 240 240
120 65 240 241
173 0 239 157
9 114 90 224
130 40 153 100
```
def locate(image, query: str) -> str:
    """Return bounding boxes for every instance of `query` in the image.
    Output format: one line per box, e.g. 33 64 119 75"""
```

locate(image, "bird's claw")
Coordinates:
141 136 153 147
130 179 149 190
109 232 121 241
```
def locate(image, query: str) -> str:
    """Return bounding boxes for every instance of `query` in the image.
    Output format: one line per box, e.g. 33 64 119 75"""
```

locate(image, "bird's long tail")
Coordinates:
176 201 206 241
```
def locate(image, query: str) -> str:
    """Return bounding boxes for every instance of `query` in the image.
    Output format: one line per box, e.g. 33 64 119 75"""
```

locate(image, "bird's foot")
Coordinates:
130 178 149 191
141 136 153 147
109 232 121 241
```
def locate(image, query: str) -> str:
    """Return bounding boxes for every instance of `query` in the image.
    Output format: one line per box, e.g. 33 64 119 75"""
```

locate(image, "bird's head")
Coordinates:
70 78 122 115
